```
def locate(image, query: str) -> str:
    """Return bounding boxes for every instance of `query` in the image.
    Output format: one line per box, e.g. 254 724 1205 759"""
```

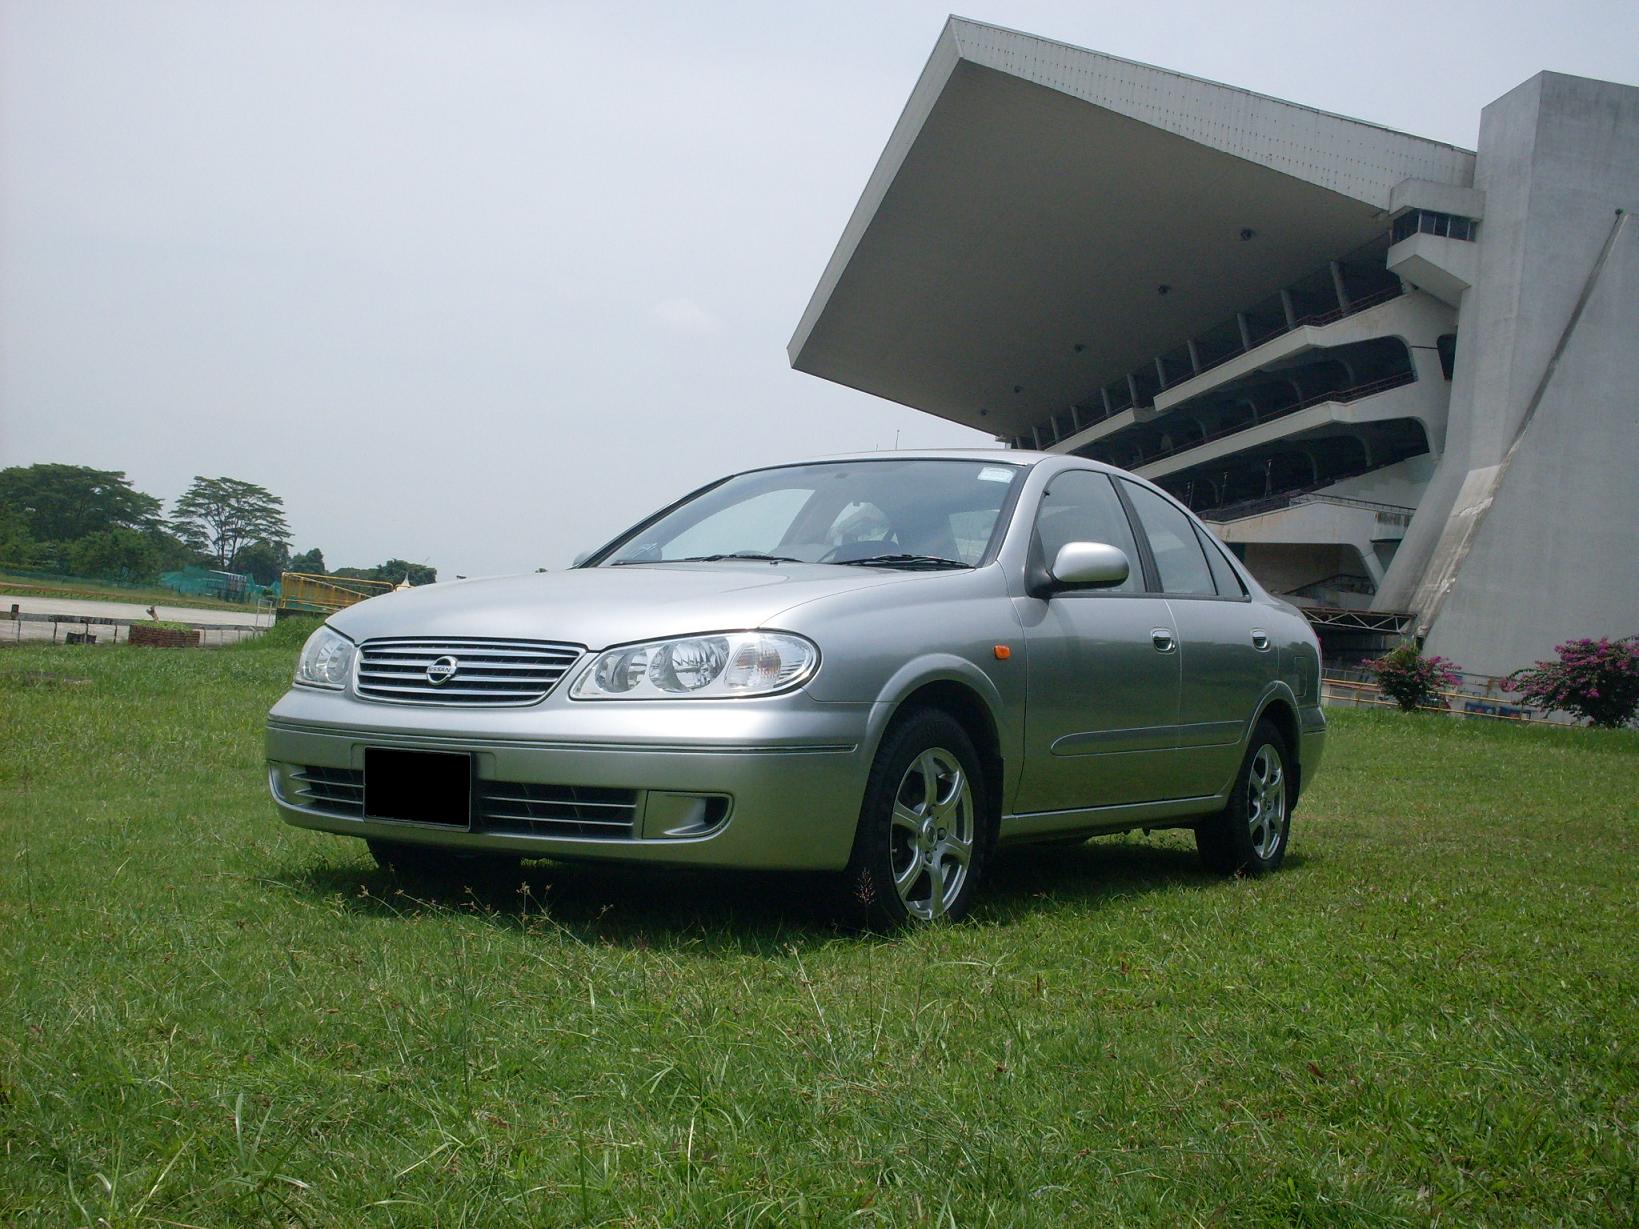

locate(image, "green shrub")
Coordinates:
1367 643 1462 712
1507 636 1639 728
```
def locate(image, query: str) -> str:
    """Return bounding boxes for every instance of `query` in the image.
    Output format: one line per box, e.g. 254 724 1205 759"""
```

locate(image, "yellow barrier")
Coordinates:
277 572 396 617
1321 675 1556 724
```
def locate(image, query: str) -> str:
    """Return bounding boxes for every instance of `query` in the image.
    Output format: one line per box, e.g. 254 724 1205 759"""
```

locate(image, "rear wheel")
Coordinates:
1196 719 1291 876
367 838 521 883
842 709 991 927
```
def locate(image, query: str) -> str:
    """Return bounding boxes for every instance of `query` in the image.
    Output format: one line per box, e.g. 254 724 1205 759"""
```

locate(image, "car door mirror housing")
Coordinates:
1050 541 1130 590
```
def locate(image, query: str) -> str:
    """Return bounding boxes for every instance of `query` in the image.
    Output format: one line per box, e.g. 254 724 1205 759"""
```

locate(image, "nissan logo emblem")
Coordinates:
426 655 459 686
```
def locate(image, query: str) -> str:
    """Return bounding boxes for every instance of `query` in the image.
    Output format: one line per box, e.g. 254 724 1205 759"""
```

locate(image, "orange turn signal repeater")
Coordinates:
993 644 1012 660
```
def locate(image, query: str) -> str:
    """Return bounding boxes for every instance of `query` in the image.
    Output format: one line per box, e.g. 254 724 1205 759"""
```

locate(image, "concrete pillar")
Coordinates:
1329 261 1350 312
1100 387 1114 418
1237 313 1254 349
1297 447 1321 483
1280 289 1297 329
1186 339 1202 374
1070 404 1085 432
1154 357 1169 390
1127 373 1141 407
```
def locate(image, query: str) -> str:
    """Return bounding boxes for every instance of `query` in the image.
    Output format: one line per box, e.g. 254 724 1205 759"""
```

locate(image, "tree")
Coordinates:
288 547 326 575
0 463 163 543
335 559 437 586
377 558 437 587
233 539 292 587
0 517 45 568
171 476 290 571
64 525 199 582
67 528 152 581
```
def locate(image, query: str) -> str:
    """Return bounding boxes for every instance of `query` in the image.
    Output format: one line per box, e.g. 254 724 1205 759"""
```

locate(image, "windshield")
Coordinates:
594 459 1025 568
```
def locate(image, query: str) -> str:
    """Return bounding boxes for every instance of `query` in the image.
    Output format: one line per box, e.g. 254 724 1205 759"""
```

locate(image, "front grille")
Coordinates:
356 637 582 706
291 765 365 816
291 766 637 838
479 783 640 839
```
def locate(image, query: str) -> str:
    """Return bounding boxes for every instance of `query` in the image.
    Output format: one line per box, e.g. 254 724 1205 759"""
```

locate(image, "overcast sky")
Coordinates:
3 1 1636 577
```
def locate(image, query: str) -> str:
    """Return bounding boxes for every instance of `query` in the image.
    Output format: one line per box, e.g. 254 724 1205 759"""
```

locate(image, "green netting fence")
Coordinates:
157 566 276 603
0 563 275 604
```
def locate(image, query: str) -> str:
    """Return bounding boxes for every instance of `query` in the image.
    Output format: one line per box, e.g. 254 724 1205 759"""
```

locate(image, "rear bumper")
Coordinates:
1297 703 1327 800
265 688 874 871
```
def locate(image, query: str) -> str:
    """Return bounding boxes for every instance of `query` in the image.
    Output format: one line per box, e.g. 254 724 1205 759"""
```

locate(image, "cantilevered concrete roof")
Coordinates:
789 18 1475 438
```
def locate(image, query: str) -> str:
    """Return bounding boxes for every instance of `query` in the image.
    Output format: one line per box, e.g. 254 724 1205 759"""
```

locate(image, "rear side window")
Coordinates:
1196 525 1248 597
1120 482 1215 596
1035 470 1141 594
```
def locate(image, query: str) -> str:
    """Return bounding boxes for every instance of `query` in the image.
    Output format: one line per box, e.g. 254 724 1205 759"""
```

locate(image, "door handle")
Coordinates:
1151 627 1176 653
1251 629 1271 651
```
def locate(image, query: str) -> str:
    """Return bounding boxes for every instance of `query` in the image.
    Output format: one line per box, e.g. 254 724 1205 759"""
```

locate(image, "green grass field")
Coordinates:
2 626 1636 1226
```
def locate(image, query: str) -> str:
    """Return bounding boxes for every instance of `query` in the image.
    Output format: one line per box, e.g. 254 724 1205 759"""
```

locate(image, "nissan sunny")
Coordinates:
267 452 1325 925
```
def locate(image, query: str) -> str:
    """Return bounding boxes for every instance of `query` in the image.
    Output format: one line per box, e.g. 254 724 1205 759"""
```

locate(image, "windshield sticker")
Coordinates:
978 466 1014 483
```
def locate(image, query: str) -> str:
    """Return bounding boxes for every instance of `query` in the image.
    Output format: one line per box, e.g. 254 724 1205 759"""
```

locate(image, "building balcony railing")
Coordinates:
1170 284 1407 392
1020 281 1410 450
1125 369 1417 469
1201 489 1416 524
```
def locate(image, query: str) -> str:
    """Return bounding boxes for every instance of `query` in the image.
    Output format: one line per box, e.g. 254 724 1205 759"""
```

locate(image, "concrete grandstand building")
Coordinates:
790 17 1639 675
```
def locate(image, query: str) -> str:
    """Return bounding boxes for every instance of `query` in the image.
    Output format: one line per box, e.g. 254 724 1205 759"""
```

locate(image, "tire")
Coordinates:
841 708 991 927
1196 719 1292 876
367 838 521 883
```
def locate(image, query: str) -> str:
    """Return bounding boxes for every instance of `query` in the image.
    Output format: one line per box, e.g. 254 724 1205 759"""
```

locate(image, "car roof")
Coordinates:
775 447 1112 472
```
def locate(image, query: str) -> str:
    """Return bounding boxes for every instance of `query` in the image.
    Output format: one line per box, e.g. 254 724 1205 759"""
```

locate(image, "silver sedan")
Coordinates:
267 451 1325 925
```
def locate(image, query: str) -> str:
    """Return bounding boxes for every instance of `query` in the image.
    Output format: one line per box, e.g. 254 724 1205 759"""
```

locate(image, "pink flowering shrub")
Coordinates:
1507 636 1639 728
1367 643 1462 712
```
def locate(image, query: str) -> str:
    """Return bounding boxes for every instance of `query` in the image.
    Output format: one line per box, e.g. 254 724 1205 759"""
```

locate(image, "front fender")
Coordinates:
859 653 1025 817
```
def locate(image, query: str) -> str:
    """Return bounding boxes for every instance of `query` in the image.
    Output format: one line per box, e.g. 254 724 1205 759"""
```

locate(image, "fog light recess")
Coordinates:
639 792 732 839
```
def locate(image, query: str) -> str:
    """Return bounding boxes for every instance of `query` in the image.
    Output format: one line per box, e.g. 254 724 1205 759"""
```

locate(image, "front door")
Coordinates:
1013 470 1183 812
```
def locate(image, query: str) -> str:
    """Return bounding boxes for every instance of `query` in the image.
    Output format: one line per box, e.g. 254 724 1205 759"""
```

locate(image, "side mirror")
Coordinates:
1050 541 1130 589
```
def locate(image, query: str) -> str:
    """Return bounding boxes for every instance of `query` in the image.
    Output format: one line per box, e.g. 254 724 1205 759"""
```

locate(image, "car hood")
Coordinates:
325 563 925 649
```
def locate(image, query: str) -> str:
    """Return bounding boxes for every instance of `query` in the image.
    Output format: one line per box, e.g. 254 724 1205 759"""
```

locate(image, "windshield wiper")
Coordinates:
835 553 972 571
676 552 804 564
610 551 802 566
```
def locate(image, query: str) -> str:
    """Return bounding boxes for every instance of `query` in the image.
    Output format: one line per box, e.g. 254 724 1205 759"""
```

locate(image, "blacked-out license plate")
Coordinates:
363 748 473 827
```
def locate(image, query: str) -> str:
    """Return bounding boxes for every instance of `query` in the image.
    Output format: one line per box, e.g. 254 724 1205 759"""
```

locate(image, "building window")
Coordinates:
1391 209 1479 245
1437 333 1458 381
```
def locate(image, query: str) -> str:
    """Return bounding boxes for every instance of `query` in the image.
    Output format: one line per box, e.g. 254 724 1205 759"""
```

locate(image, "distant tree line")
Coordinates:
0 463 436 590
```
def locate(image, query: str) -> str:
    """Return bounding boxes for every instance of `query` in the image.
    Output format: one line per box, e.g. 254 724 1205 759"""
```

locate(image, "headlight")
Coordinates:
570 631 818 700
294 625 356 689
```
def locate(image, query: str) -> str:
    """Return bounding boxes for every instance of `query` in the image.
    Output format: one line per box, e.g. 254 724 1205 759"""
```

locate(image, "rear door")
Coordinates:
1118 480 1272 798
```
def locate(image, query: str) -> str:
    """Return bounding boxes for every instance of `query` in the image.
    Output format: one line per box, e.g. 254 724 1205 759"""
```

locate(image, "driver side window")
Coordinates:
1034 471 1141 594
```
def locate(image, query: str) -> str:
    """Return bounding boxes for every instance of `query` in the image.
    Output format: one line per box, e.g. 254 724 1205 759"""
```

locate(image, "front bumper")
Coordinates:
266 686 874 871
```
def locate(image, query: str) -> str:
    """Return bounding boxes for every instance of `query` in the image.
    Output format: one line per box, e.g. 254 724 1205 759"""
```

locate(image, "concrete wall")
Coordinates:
1380 72 1639 674
1239 544 1360 596
1321 455 1436 507
1423 211 1639 673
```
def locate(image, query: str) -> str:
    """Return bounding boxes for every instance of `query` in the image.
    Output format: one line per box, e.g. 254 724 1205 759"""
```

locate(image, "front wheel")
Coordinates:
1195 719 1291 876
842 709 991 927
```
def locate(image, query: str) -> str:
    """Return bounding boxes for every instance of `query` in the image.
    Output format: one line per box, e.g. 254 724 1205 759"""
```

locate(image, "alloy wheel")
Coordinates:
888 747 975 921
1246 743 1287 860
